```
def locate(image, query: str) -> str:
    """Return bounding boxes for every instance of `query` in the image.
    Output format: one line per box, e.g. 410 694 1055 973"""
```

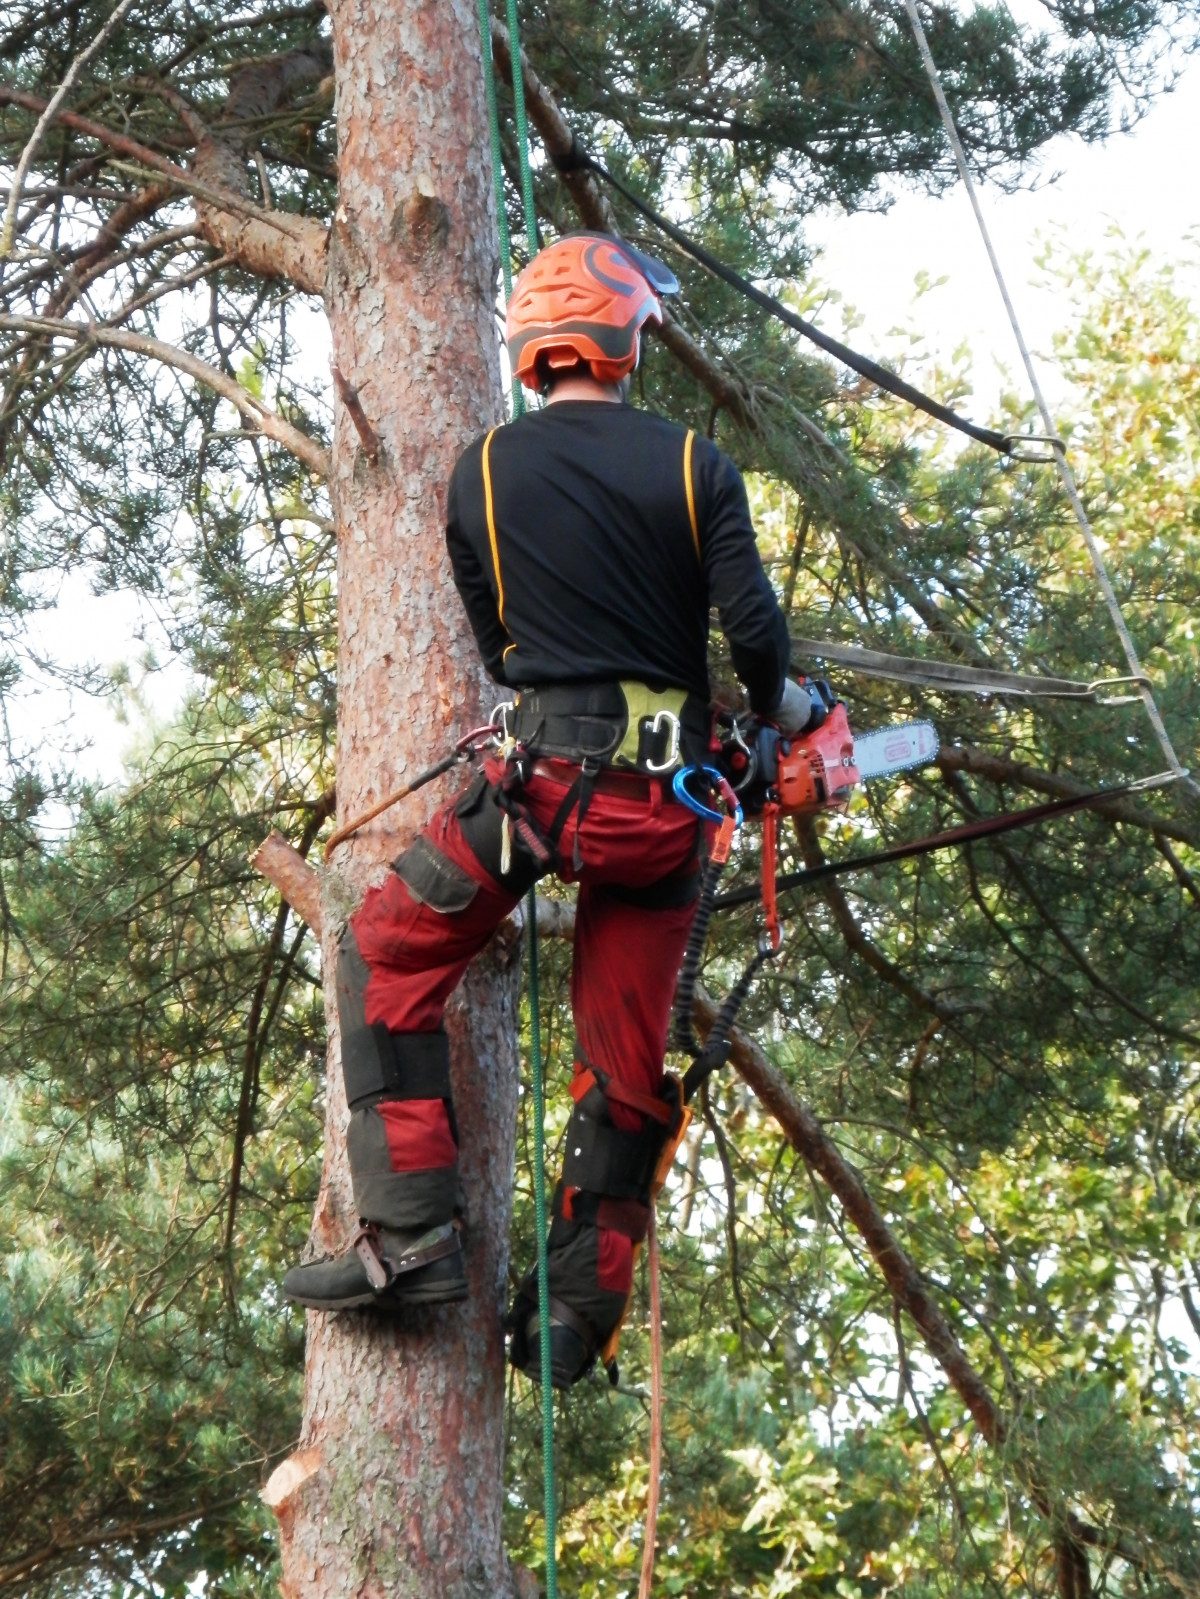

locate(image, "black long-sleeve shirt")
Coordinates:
445 400 790 714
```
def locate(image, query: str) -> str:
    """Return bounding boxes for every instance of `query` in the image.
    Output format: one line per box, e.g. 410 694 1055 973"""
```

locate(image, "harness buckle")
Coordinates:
350 1223 391 1291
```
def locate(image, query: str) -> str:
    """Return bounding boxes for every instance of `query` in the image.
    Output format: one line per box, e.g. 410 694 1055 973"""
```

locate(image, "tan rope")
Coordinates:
901 0 1194 795
639 1207 664 1599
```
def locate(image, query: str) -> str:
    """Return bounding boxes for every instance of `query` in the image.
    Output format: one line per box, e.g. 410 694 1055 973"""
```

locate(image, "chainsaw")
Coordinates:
718 679 938 819
673 679 940 948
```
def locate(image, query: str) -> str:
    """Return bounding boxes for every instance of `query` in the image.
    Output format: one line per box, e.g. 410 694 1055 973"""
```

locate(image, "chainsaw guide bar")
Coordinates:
852 720 939 783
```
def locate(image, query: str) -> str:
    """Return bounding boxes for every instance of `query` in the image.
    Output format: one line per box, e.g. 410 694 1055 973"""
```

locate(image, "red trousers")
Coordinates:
342 757 703 1308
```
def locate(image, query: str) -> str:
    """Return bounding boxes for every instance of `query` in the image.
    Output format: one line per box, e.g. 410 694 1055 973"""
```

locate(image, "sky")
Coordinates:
8 42 1200 797
803 49 1200 415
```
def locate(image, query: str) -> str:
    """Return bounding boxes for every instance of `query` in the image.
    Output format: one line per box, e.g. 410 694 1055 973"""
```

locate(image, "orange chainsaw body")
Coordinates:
774 701 861 816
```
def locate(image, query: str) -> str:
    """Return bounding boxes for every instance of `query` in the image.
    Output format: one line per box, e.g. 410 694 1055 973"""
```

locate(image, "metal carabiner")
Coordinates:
643 708 681 774
672 764 744 828
489 699 517 758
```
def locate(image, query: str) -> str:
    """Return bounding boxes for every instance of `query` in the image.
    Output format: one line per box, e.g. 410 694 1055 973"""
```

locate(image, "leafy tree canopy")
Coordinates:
0 0 1197 1592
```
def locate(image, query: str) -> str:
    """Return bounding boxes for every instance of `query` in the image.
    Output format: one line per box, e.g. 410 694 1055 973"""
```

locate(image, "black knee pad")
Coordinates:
560 1074 675 1211
336 927 452 1108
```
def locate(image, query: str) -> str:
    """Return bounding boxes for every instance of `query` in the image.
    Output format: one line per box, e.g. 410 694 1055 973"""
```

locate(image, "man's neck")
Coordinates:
544 373 625 405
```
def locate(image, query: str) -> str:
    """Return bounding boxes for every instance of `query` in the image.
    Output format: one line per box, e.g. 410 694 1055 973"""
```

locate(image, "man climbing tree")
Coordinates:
282 232 817 1389
0 0 1197 1593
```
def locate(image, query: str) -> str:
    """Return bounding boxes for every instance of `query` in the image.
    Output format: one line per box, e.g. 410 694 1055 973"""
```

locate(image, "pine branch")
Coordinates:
0 85 328 293
0 1496 246 1589
938 745 1199 849
0 0 140 259
0 312 330 475
793 814 964 1019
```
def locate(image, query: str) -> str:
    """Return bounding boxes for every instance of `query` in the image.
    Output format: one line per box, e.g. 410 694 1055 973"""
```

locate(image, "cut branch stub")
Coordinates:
251 831 323 938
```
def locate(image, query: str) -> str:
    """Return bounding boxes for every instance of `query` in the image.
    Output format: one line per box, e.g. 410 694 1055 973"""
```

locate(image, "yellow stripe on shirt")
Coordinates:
683 428 700 559
482 428 518 665
481 428 505 622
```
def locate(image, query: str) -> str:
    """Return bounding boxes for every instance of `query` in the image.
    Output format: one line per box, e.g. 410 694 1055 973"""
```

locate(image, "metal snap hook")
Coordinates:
644 708 681 774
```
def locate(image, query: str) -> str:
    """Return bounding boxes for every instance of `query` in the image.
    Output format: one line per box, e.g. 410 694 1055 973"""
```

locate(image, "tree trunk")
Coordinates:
267 3 521 1593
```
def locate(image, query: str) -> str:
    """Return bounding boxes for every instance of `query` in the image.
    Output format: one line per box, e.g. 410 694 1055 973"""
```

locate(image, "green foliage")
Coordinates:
0 0 1198 1591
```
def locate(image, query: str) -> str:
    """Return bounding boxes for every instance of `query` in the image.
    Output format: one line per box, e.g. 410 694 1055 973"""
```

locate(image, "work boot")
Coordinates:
508 1290 598 1390
508 1291 598 1381
282 1221 467 1311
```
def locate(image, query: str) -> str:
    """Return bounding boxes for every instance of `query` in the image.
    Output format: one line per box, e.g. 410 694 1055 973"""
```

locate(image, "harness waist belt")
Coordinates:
512 681 705 771
531 758 672 802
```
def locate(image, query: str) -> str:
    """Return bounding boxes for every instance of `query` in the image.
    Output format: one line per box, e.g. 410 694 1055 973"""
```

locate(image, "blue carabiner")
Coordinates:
672 765 744 828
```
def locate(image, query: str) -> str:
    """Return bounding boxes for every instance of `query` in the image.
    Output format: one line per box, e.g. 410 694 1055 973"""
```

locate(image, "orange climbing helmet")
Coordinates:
506 232 679 388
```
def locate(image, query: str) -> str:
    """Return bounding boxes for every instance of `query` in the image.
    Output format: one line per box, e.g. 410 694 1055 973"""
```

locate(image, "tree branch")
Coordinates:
522 898 1197 1590
938 745 1199 849
0 0 140 258
1154 833 1200 906
793 815 961 1019
0 85 328 293
188 45 332 292
0 1497 245 1589
0 312 329 475
251 833 327 940
697 982 1004 1441
491 17 994 669
488 16 755 428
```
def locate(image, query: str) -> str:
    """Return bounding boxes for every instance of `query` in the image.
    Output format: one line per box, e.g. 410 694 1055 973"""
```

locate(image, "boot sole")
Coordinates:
287 1280 470 1311
286 1252 469 1312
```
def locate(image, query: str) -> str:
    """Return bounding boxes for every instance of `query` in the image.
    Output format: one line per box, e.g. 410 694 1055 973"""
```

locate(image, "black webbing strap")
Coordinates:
346 1028 452 1109
550 137 1013 457
671 847 774 1105
672 854 725 1063
713 778 1153 914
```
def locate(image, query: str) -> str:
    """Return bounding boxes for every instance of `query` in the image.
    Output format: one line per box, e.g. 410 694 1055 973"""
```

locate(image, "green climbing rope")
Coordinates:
503 0 539 262
525 888 558 1597
476 0 524 419
476 3 558 1590
477 0 515 296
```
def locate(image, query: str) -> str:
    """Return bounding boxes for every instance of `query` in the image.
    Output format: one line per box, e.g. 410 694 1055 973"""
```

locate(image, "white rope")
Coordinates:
901 0 1194 793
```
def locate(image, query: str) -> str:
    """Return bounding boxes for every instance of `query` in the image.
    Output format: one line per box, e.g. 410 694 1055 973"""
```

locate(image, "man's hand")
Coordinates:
771 678 824 734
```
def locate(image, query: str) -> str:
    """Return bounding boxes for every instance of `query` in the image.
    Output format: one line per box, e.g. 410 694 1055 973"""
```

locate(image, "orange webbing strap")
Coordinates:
761 800 781 950
571 1064 675 1124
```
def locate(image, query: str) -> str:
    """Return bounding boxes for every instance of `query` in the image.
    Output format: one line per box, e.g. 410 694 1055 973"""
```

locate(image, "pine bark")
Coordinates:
267 3 521 1593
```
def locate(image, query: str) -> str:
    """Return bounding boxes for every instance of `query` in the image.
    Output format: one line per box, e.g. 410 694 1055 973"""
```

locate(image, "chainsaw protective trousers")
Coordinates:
339 755 703 1342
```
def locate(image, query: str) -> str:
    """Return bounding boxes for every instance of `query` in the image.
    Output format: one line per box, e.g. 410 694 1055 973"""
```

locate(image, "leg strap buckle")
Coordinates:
351 1223 391 1291
350 1221 462 1293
